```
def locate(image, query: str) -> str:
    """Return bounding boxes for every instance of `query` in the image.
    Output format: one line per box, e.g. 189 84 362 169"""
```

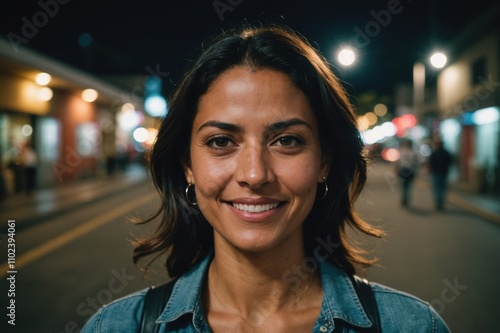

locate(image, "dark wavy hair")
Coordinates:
133 24 383 278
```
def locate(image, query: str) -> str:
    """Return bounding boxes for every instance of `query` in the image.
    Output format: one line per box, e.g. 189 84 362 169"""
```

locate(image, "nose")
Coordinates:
235 144 275 189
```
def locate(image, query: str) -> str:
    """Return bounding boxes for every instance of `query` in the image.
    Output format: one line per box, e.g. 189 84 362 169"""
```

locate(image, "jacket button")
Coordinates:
320 326 328 332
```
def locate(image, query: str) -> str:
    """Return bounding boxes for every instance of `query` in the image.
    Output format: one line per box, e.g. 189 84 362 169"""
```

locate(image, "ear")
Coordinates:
182 156 194 184
318 153 332 182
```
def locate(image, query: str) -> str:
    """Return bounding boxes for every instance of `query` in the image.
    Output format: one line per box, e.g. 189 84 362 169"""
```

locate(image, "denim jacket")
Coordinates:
82 254 450 332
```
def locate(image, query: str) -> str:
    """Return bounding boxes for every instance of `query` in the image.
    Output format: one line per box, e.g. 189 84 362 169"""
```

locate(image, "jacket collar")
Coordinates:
157 253 372 330
318 261 372 329
157 253 211 324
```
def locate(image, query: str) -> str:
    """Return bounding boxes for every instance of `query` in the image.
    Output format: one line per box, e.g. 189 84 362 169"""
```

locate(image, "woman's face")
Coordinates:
184 66 329 253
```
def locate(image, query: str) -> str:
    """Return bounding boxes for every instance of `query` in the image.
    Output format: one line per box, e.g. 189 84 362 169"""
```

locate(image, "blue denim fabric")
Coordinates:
82 254 450 332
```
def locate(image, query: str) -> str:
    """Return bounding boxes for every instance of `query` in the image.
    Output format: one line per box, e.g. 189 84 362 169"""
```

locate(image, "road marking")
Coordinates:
0 194 155 278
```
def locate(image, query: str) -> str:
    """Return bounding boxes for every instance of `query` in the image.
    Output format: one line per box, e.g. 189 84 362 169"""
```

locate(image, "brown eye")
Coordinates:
274 135 304 148
214 137 229 147
278 136 294 146
206 136 233 149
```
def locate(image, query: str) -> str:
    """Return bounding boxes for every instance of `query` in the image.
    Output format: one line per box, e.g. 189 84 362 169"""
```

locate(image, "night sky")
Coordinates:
1 0 498 98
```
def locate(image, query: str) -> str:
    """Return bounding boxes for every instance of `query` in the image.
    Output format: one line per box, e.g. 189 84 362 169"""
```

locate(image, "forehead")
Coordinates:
195 67 316 127
205 66 297 97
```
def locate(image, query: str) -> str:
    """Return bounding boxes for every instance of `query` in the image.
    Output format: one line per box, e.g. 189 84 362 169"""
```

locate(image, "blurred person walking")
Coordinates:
7 144 23 193
428 140 452 210
396 139 420 207
19 141 38 195
0 164 7 203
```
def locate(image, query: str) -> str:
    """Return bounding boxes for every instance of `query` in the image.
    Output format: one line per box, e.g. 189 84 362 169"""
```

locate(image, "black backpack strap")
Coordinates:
350 275 382 333
140 278 177 333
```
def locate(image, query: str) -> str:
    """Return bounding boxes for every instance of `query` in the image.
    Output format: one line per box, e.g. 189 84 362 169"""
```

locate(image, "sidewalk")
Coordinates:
448 190 500 224
371 160 500 225
416 177 500 225
0 165 148 233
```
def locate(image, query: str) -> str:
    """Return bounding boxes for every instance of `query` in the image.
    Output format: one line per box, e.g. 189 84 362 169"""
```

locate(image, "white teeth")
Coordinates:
232 203 279 213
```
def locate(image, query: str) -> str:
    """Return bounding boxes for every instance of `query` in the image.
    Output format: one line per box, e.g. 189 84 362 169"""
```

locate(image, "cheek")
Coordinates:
191 154 233 198
275 157 320 197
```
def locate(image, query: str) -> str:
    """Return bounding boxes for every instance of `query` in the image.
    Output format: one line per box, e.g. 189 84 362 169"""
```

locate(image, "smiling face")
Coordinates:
184 66 330 254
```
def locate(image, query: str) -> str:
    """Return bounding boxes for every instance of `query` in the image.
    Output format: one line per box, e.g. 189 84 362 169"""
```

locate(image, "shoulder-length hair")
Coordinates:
133 24 383 277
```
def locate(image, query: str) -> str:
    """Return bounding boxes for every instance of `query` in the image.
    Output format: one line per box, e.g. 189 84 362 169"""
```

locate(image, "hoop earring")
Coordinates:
317 176 328 201
185 183 198 206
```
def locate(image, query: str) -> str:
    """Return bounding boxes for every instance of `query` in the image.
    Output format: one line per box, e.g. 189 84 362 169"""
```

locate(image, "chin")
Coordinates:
226 229 296 254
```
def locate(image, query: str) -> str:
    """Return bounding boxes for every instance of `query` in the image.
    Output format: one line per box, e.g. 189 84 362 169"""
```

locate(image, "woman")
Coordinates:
82 25 450 332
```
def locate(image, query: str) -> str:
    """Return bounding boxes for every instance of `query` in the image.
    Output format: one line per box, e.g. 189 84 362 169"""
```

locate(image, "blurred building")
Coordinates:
435 3 500 194
0 37 159 196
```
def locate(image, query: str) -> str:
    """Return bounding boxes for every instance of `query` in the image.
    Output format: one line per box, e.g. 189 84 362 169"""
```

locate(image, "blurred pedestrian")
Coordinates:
395 139 420 207
82 25 450 333
428 140 452 210
7 144 22 193
19 141 38 195
0 164 7 203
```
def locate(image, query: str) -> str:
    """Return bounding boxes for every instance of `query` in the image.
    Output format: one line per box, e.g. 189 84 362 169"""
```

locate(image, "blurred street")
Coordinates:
1 1 500 332
357 161 500 333
0 160 499 333
0 166 169 333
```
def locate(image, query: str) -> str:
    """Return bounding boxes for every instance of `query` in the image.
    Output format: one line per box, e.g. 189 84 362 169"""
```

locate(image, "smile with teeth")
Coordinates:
232 202 280 213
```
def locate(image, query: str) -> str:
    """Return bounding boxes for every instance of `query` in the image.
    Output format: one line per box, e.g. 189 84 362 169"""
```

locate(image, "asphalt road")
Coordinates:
356 161 500 333
0 181 168 333
1 160 498 332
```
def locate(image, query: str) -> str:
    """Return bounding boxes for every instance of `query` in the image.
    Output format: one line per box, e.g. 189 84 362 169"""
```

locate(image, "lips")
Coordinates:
226 197 284 217
232 202 280 213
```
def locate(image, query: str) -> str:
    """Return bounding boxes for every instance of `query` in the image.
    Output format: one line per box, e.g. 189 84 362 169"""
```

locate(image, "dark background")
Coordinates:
1 0 498 98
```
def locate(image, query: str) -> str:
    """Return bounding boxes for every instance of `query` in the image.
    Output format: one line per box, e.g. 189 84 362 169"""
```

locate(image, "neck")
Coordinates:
205 239 321 315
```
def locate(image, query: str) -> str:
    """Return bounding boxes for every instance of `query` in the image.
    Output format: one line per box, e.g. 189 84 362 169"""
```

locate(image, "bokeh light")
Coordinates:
38 87 53 101
146 128 158 146
35 72 51 86
117 109 141 131
338 48 356 66
21 124 33 136
381 148 400 162
392 114 416 137
144 95 167 117
430 52 447 69
357 115 370 132
121 103 135 111
82 89 98 102
133 127 149 143
365 112 378 126
374 103 388 117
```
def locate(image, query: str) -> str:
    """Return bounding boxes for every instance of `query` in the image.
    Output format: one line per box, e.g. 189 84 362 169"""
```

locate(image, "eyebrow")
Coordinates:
268 118 312 132
197 121 243 134
197 118 312 134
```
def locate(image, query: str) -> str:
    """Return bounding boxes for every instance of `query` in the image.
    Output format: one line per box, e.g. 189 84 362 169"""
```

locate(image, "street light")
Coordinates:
337 47 356 66
430 52 447 69
413 51 448 123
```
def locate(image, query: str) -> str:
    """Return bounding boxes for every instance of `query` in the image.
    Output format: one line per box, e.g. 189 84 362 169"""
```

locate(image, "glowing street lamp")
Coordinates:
430 52 447 69
413 51 448 122
337 48 356 66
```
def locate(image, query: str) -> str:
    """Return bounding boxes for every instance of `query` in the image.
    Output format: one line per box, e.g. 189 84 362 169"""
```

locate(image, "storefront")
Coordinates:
0 68 56 194
0 36 151 198
440 106 500 193
0 111 38 193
